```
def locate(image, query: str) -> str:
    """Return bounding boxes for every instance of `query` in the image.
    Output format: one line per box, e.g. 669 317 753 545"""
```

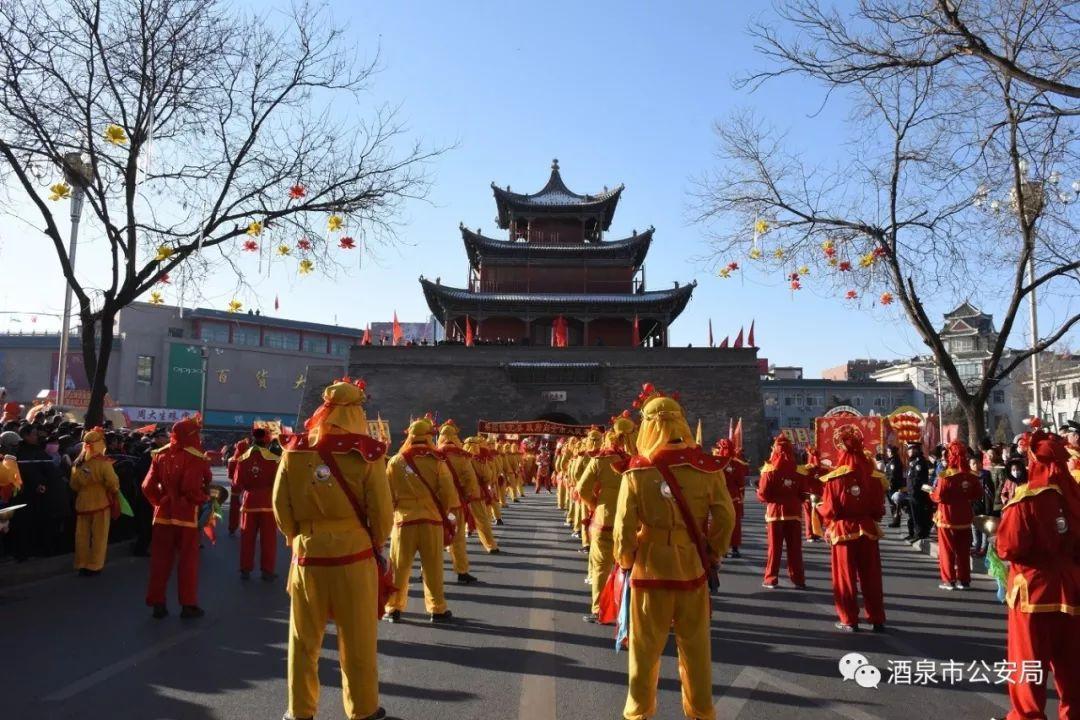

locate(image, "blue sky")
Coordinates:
0 1 1061 375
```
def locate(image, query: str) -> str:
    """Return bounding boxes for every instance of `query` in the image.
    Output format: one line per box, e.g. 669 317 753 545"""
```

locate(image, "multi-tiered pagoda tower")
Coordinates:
420 160 695 346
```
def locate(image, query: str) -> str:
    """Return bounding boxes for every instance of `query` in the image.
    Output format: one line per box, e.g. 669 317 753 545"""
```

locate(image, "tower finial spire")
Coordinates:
551 158 559 172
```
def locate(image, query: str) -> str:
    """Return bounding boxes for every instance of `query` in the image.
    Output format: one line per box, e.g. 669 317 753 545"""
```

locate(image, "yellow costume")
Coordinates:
384 416 459 621
614 386 735 720
463 436 501 551
437 420 485 576
273 379 393 720
573 429 604 548
579 416 636 619
70 428 120 573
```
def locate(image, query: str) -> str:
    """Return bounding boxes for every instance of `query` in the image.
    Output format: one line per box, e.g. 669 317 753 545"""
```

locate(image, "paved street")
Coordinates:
0 480 1031 720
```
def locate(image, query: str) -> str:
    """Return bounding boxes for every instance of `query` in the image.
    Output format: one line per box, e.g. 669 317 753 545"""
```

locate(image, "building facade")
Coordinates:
821 359 893 382
1024 356 1080 430
761 376 917 438
0 302 365 429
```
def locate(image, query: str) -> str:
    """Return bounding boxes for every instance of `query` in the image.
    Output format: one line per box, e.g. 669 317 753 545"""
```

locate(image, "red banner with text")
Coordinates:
813 415 885 469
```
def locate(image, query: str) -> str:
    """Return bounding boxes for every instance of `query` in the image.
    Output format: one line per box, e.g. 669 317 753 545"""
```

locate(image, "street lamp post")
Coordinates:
1012 169 1046 423
56 151 93 409
198 345 210 419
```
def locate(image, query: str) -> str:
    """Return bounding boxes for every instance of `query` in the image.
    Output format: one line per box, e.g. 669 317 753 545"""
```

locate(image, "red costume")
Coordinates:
757 435 808 587
929 442 983 588
713 439 748 553
996 424 1080 719
802 446 824 541
817 427 886 630
235 431 280 577
226 439 249 535
142 416 212 615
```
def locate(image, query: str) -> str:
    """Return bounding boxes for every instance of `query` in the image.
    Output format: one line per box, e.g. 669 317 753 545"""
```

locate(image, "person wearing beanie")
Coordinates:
273 378 393 720
614 384 734 720
235 427 280 581
69 427 120 575
383 414 459 624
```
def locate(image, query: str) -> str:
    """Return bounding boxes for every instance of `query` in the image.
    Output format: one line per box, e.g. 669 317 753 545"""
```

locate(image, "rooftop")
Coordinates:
188 307 365 338
461 225 653 268
491 159 624 230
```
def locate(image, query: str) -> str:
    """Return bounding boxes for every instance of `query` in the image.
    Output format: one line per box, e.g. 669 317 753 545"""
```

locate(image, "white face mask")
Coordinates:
1010 470 1022 479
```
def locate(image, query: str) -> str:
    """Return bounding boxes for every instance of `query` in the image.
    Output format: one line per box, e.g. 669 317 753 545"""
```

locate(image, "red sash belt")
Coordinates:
294 547 375 567
396 518 443 528
76 504 111 516
630 573 707 590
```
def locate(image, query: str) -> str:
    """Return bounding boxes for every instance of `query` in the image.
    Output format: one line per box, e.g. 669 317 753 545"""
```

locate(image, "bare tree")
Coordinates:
0 0 440 426
695 0 1079 443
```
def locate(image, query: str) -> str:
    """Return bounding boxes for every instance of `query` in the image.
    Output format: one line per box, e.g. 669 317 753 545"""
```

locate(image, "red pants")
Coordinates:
830 537 885 627
803 501 820 539
145 524 200 607
763 520 804 585
730 502 743 548
228 490 241 534
937 526 972 586
240 511 278 574
1006 608 1080 719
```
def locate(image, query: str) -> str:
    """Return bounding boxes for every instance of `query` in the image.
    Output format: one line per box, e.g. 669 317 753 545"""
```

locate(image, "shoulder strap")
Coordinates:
402 452 452 526
652 460 713 575
315 446 373 538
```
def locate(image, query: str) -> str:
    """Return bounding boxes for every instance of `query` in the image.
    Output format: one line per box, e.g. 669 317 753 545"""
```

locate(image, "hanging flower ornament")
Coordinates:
873 247 889 259
773 248 785 260
859 252 876 269
298 259 315 275
748 247 763 260
788 272 800 281
838 260 852 272
246 221 263 237
339 236 356 250
845 290 858 300
754 218 770 235
155 245 174 262
288 183 307 200
276 244 291 257
48 182 72 201
157 273 171 285
242 239 258 252
790 279 802 291
821 239 835 254
297 238 313 251
880 292 894 305
718 267 732 279
149 291 165 305
827 257 839 267
797 265 809 275
227 299 243 313
327 215 344 232
103 124 129 146
727 261 739 271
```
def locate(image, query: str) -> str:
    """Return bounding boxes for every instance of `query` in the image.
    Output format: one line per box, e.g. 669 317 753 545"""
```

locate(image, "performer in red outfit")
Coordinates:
995 421 1080 720
801 446 825 542
713 438 748 558
142 415 212 619
226 439 248 536
817 426 887 632
235 429 281 581
929 441 984 591
757 435 808 588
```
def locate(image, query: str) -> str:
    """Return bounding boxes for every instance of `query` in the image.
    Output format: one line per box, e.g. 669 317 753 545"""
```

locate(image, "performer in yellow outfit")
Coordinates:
384 415 459 623
461 435 501 554
555 438 570 512
483 437 506 525
273 379 393 720
70 427 120 575
575 428 604 550
580 413 636 621
436 420 484 579
614 384 735 720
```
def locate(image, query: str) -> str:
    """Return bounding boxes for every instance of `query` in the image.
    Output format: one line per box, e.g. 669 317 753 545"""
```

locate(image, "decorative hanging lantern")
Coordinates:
246 221 263 237
155 245 174 262
327 215 344 232
276 244 291 256
103 124 129 145
242 239 258 252
880 292 894 305
297 238 312 251
149 291 165 305
48 182 72 201
339 236 356 250
838 260 852 272
288 183 307 200
298 259 314 275
845 290 858 300
227 299 243 313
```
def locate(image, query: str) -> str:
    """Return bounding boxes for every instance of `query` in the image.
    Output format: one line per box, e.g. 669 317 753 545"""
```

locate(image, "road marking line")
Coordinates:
43 627 204 702
752 668 886 720
713 666 764 718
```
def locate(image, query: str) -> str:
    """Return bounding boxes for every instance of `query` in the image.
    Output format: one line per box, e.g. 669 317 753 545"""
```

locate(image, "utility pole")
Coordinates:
56 151 92 408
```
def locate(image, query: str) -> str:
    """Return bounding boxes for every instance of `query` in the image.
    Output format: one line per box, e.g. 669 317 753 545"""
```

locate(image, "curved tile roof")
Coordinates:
460 225 653 268
491 159 624 229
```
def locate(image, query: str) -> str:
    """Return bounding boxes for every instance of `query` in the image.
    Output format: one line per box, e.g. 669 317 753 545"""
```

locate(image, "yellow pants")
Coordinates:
470 501 498 552
625 586 714 720
490 499 503 522
447 508 469 574
580 507 590 549
569 500 580 529
588 529 615 615
386 523 446 614
557 480 567 510
288 558 379 720
74 510 110 571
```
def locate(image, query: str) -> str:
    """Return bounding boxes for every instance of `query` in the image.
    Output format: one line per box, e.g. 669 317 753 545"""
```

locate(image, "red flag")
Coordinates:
552 316 568 348
733 418 744 454
465 317 474 347
748 320 756 347
274 294 280 311
733 328 744 348
719 336 729 349
361 324 371 345
708 318 714 348
392 312 403 346
632 315 640 346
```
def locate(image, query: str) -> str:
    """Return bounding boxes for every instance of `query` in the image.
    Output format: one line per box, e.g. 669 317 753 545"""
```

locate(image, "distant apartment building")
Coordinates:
0 302 364 429
822 359 893 382
1024 357 1080 430
760 374 917 438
